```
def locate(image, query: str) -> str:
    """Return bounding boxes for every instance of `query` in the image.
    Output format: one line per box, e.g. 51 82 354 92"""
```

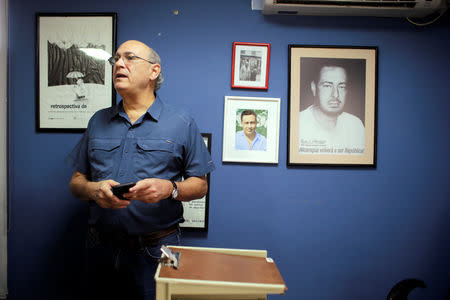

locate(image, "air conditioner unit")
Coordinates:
262 0 444 17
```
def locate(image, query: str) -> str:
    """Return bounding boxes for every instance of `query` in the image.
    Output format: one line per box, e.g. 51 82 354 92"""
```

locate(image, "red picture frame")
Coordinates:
231 42 271 90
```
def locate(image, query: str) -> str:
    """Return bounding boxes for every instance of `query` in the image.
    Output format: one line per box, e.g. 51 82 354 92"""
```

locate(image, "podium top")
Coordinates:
158 247 286 289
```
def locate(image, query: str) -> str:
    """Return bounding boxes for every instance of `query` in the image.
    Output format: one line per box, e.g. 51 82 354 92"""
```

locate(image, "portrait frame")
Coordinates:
288 45 377 166
36 13 117 132
223 96 280 164
231 42 271 90
180 133 211 231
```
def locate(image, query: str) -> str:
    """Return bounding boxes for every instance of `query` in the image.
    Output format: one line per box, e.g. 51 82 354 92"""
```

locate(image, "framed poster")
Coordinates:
222 96 280 164
36 13 117 132
180 133 211 231
288 45 377 166
231 42 270 90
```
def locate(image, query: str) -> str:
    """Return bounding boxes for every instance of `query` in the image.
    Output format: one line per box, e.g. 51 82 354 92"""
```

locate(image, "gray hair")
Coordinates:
148 47 164 91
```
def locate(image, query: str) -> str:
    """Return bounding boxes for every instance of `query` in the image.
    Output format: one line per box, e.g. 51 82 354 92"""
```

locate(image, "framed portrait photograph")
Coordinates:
36 13 117 132
180 133 211 231
288 45 377 166
223 96 280 164
231 42 270 90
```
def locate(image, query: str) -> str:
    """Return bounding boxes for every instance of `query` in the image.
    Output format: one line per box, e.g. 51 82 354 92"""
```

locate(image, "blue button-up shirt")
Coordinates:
235 131 267 151
69 96 215 234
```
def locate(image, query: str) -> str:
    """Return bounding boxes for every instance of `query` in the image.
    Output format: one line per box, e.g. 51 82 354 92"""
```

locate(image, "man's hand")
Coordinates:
88 180 131 209
124 178 172 204
70 171 131 209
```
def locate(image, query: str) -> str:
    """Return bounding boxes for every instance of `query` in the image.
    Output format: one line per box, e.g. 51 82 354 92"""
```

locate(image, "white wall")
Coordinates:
0 0 7 298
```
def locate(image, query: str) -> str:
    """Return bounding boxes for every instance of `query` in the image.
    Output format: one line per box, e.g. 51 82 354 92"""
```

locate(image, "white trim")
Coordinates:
168 245 267 258
0 0 8 298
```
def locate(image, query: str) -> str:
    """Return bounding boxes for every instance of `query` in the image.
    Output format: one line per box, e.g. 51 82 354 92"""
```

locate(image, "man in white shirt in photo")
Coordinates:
299 61 365 155
235 110 267 151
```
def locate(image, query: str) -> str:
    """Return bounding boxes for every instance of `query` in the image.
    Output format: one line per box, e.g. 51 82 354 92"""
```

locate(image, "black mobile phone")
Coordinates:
112 182 136 199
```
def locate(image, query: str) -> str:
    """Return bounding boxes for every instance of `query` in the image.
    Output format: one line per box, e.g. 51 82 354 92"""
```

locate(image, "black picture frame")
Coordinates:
36 13 117 132
180 133 212 231
288 45 378 166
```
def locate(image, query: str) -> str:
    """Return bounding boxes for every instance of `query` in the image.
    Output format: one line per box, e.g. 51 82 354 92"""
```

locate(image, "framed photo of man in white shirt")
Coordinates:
222 96 280 164
288 45 377 166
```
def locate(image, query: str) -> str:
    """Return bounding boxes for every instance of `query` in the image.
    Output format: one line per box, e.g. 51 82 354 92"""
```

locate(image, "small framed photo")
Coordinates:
222 96 280 164
36 13 117 132
231 42 270 90
288 45 377 166
180 133 211 231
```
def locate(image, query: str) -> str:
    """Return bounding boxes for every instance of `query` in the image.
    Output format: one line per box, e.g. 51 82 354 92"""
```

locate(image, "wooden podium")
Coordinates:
155 246 287 300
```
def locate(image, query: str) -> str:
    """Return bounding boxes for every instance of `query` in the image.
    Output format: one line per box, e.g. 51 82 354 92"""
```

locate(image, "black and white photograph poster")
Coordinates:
288 45 377 166
231 42 270 90
180 133 211 231
36 13 116 131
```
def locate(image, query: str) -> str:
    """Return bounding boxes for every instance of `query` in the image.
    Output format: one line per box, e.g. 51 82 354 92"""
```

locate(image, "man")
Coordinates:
235 110 267 151
68 40 214 300
299 62 364 154
239 58 250 81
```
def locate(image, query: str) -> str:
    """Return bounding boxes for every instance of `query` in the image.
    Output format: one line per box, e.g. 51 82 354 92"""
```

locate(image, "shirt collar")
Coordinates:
109 94 163 122
147 95 162 121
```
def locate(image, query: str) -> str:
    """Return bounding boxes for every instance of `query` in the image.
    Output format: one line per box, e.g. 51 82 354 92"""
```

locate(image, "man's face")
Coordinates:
112 40 156 95
313 66 347 116
241 114 257 137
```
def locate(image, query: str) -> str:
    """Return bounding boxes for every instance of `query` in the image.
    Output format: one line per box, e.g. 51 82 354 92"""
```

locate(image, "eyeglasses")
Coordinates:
108 53 154 66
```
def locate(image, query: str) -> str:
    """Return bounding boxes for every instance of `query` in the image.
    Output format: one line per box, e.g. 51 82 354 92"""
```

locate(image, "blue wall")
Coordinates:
7 0 450 299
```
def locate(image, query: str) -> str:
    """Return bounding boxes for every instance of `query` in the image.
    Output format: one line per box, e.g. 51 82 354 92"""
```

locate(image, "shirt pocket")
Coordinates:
88 139 121 180
134 139 176 179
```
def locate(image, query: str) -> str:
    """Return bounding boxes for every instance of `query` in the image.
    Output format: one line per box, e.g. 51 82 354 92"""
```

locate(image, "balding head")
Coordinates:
115 40 164 91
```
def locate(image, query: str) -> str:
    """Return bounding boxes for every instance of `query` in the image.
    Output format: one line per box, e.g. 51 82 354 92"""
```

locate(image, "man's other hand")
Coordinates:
124 178 172 204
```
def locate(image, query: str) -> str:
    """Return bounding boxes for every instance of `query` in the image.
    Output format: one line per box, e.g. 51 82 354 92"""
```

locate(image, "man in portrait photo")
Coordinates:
235 109 267 151
298 58 365 155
